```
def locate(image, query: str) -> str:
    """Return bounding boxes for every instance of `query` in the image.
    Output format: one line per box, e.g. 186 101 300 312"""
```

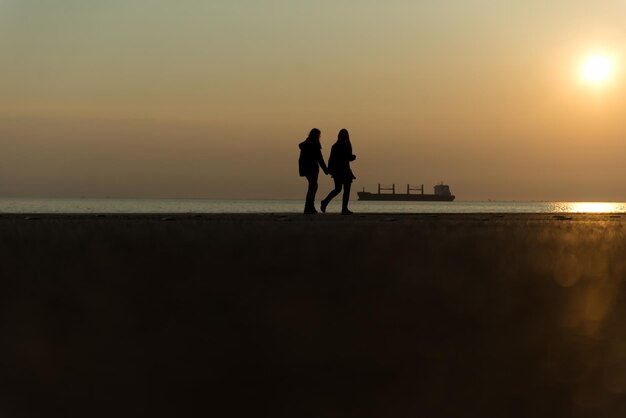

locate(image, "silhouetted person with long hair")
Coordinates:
321 129 356 215
299 128 328 214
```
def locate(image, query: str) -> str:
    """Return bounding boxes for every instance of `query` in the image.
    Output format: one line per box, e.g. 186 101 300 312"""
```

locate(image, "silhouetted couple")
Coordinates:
298 128 356 215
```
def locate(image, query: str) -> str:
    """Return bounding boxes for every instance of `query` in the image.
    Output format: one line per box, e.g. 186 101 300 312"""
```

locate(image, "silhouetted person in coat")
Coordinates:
321 129 356 215
299 128 328 214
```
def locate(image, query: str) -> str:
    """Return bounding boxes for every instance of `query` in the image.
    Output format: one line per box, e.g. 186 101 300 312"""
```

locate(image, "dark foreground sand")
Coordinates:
1 213 626 417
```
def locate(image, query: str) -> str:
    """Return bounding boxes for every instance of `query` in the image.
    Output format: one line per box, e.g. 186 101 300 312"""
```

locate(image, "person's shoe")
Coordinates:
320 200 328 213
304 208 318 215
341 209 353 215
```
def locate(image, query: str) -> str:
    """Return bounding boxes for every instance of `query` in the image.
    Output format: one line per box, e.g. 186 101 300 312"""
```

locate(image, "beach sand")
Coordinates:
1 213 626 417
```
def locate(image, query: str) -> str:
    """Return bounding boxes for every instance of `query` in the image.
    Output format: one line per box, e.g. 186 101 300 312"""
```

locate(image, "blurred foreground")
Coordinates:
1 213 625 417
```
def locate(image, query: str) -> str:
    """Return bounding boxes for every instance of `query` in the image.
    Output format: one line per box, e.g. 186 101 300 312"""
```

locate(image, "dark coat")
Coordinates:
328 142 356 182
298 139 328 177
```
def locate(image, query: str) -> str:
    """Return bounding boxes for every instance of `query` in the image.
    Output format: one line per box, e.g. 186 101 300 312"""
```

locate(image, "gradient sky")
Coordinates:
2 0 626 200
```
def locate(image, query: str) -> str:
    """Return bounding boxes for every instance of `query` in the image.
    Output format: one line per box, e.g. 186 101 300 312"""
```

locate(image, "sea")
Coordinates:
1 198 626 214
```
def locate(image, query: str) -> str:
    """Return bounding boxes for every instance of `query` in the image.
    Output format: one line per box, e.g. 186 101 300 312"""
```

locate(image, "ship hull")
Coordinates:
357 192 455 202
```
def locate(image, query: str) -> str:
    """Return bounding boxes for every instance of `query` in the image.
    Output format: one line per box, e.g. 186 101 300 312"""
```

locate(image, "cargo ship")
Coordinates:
357 183 455 202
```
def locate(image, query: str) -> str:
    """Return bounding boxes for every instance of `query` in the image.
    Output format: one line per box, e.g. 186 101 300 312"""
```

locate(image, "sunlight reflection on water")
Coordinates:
561 202 623 213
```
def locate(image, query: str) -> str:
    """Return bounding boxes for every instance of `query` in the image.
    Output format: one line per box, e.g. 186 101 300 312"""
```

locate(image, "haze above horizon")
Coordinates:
2 1 625 201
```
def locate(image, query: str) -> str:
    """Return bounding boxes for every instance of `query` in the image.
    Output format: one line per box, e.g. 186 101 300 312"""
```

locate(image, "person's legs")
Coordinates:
341 181 352 214
321 178 342 212
304 173 318 213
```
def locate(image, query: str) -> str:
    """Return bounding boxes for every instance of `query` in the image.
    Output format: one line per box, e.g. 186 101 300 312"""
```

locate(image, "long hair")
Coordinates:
335 129 351 154
337 129 350 145
307 128 321 142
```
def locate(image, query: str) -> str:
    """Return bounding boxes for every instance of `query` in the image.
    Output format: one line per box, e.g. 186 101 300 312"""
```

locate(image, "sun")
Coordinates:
581 55 613 84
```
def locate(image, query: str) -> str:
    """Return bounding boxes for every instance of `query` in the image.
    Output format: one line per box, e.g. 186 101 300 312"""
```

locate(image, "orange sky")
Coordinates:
1 1 626 200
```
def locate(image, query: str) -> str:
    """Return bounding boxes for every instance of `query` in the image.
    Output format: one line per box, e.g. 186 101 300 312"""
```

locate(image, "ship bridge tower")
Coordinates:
434 184 452 197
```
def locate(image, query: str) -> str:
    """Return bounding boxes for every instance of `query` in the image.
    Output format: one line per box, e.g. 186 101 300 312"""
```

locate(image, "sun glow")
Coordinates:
581 55 614 85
